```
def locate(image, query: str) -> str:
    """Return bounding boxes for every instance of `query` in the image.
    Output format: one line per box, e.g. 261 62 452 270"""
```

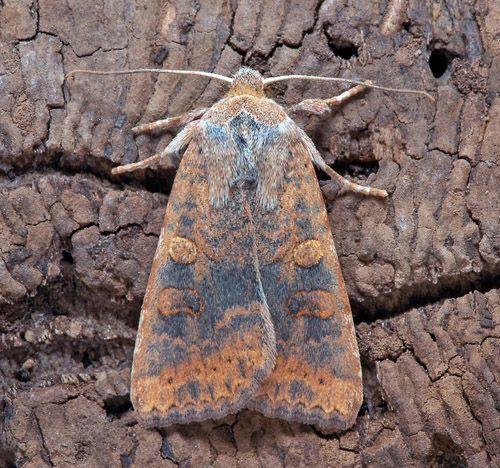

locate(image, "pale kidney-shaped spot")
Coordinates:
293 239 323 268
169 236 197 264
287 290 335 319
156 288 202 316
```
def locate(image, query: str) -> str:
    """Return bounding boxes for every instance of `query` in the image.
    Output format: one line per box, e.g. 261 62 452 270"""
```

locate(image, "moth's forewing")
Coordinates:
131 142 276 426
247 143 363 430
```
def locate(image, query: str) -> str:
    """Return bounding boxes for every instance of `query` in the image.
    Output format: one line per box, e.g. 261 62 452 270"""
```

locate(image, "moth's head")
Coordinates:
228 68 265 97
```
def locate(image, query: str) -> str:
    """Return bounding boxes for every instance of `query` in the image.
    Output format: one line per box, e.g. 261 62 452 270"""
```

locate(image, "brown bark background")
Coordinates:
1 0 499 466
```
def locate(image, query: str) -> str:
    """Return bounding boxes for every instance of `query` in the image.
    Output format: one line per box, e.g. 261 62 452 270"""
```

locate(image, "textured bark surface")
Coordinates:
1 0 499 467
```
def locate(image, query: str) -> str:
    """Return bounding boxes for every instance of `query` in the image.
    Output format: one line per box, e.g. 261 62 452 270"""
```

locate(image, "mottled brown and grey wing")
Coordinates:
130 141 276 426
247 143 363 430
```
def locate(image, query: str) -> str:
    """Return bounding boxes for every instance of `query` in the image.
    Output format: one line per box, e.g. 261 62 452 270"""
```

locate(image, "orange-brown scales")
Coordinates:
118 67 383 430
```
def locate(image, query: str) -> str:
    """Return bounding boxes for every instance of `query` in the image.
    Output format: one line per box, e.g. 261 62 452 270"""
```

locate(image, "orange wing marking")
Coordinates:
293 239 323 268
287 290 335 319
169 236 198 264
156 288 203 316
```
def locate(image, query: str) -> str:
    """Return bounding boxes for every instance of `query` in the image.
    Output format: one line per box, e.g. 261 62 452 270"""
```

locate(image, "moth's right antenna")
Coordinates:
264 74 435 102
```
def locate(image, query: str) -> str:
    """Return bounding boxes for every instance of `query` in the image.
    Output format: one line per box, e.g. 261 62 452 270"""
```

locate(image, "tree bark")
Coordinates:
1 0 499 466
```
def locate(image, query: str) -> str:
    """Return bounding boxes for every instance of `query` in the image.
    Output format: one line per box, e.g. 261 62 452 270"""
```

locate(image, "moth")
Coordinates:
67 67 432 430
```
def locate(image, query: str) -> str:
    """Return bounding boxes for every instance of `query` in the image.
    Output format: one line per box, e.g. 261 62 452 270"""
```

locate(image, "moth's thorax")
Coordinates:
198 92 299 209
207 94 287 126
201 93 291 161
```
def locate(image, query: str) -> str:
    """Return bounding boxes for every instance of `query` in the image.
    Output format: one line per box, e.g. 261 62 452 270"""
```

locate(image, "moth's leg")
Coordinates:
314 155 388 197
132 108 208 136
112 121 199 175
111 152 163 175
290 84 368 115
297 127 388 198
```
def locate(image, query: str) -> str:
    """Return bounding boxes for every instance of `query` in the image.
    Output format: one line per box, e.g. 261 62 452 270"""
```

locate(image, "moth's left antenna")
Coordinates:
64 68 233 84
